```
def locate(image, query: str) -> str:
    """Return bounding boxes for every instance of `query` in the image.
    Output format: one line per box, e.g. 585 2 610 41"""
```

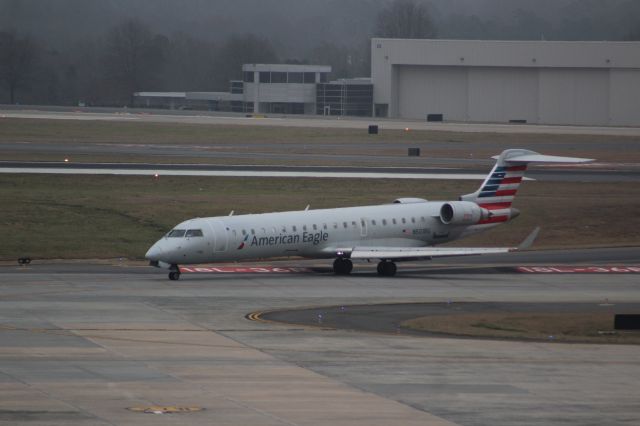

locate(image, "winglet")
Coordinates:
517 227 540 251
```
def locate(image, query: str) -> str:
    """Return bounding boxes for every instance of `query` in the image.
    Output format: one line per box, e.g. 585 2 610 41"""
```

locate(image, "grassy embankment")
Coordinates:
1 173 639 260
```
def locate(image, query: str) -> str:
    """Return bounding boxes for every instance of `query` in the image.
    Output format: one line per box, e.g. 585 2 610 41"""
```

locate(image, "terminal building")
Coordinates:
242 64 330 114
135 64 374 117
371 38 640 126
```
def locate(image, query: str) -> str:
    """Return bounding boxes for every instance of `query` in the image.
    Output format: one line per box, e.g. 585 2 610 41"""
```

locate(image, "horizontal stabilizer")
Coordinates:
491 152 594 164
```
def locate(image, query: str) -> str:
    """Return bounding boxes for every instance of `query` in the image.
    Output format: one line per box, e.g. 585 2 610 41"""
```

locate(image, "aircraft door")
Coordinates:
360 218 368 237
209 219 229 252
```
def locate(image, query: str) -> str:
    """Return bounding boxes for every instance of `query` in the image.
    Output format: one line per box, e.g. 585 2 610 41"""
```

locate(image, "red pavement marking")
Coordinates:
179 266 312 274
517 266 640 273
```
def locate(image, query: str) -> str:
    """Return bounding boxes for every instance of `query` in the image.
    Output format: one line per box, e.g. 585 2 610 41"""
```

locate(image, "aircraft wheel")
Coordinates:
377 261 397 277
168 271 181 281
333 258 353 275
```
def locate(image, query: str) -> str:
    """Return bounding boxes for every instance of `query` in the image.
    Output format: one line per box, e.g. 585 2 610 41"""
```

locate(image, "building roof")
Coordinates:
242 64 331 73
372 38 640 69
134 92 186 98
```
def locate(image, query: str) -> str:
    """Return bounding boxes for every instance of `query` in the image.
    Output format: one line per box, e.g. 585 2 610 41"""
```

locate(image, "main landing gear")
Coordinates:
168 264 181 281
333 258 353 275
333 258 397 276
376 260 397 277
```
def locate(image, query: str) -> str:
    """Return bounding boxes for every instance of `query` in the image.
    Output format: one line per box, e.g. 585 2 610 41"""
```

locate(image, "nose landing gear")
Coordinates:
168 265 181 281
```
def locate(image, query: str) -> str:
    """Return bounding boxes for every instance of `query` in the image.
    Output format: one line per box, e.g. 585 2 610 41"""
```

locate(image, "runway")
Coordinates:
1 248 639 425
2 160 637 182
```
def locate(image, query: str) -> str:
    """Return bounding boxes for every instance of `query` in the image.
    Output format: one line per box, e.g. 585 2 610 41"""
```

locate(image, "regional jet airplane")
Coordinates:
146 149 592 280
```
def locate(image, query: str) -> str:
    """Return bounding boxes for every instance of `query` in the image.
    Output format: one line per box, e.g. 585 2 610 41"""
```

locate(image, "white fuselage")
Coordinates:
145 201 490 265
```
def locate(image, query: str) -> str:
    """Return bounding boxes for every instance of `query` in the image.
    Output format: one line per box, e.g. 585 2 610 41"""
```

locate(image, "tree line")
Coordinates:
2 0 639 107
0 21 376 107
0 0 437 106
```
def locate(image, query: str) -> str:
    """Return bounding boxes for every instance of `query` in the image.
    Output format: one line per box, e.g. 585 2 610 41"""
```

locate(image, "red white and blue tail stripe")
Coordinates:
475 164 526 224
461 149 593 226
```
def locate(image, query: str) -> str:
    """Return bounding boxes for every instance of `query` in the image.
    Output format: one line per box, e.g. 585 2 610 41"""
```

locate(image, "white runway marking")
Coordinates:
518 266 640 273
0 167 493 180
180 266 312 273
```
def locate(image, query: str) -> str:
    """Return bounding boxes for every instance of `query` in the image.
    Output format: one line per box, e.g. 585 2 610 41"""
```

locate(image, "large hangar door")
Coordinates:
610 70 640 126
468 68 538 123
539 69 609 125
397 66 467 121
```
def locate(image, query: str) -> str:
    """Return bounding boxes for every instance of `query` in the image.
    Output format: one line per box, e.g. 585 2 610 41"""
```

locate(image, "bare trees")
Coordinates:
0 31 37 104
104 19 166 106
214 34 278 89
374 0 437 39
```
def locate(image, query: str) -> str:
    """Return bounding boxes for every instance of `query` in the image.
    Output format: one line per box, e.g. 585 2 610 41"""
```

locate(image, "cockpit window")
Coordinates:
185 229 203 237
167 229 186 238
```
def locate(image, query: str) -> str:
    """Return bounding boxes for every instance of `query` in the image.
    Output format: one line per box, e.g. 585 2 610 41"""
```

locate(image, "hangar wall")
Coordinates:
373 39 640 126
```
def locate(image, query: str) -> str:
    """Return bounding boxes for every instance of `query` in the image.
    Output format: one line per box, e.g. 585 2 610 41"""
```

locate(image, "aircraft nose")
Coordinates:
145 241 165 261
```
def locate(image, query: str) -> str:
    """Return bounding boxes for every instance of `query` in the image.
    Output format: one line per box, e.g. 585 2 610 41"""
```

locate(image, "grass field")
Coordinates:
1 116 639 260
1 173 639 260
402 312 640 344
2 117 640 164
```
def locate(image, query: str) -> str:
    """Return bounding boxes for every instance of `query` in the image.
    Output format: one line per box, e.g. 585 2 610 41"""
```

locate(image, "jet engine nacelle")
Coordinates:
439 201 490 225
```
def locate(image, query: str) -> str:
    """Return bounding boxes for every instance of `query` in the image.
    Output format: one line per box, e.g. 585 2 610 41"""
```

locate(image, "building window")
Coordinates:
319 73 329 83
259 72 270 83
316 82 374 117
271 72 287 83
243 71 254 83
230 80 244 94
288 72 303 83
303 72 316 83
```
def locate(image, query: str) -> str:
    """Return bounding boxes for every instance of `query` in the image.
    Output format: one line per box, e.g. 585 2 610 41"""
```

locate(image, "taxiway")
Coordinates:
0 249 639 425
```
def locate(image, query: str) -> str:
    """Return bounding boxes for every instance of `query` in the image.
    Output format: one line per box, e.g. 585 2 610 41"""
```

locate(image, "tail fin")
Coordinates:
461 149 593 224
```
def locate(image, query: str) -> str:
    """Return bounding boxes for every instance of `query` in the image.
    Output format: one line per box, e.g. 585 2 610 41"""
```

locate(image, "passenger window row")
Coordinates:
234 216 427 235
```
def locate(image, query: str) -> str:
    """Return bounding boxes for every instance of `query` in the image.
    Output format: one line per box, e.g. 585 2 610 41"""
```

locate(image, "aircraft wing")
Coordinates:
347 227 540 261
349 246 511 261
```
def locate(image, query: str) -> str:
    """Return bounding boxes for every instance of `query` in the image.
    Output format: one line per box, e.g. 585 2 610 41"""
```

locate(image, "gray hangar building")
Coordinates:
371 38 640 126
